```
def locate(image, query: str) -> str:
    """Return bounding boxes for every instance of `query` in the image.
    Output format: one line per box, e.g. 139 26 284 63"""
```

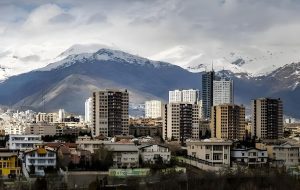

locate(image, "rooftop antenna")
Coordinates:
211 60 214 71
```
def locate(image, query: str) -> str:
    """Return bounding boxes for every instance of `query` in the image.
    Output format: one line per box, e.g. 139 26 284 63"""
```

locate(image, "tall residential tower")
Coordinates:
91 89 129 137
251 98 283 140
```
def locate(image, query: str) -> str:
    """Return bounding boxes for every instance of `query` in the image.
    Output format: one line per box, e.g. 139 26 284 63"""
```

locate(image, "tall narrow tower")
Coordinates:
202 71 215 119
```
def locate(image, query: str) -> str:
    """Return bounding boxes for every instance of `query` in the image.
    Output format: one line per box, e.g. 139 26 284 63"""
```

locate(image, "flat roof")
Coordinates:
0 152 18 157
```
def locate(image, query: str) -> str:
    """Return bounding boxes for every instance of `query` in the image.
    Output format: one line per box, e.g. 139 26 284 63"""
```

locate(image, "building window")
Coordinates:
206 154 209 160
224 154 227 160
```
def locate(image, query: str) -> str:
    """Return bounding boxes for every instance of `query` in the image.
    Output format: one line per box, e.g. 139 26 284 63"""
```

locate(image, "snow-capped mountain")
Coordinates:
0 48 200 115
150 45 300 76
56 43 113 60
39 48 171 72
0 43 115 81
267 62 300 91
0 47 299 118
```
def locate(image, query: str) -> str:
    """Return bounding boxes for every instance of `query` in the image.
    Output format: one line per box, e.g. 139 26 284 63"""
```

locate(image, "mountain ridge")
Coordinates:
0 47 299 118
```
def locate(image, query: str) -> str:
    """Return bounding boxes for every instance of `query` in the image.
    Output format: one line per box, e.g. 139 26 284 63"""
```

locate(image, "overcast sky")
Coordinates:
0 0 300 75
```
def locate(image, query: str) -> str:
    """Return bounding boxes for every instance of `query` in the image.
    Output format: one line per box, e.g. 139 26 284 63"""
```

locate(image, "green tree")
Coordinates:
91 144 113 171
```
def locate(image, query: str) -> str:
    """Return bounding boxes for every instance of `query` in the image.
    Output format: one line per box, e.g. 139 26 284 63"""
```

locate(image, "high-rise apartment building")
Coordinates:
58 109 65 122
145 100 163 119
210 104 245 140
251 98 283 140
162 103 201 143
213 78 234 106
91 89 129 137
85 97 92 123
169 89 200 104
202 71 215 119
169 90 182 103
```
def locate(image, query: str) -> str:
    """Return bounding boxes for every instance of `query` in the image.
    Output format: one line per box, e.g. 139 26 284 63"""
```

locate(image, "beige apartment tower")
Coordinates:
91 89 129 137
251 98 283 140
162 103 201 143
211 104 246 140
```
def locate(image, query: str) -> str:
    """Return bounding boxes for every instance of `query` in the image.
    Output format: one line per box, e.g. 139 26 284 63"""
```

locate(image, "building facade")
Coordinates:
0 151 21 176
91 89 129 137
139 144 171 164
251 98 283 140
210 104 245 140
24 146 57 176
105 144 139 168
231 148 268 166
24 123 56 136
85 97 92 123
187 139 232 166
169 89 200 104
213 78 233 106
163 103 200 142
266 142 299 168
202 71 215 119
8 135 43 151
145 100 163 119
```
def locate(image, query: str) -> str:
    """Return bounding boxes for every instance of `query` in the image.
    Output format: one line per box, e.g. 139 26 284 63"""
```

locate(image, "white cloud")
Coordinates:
0 0 300 77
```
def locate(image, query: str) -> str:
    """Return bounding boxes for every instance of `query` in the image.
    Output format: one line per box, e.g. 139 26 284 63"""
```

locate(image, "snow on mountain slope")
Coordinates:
39 48 172 71
150 45 300 76
56 43 113 59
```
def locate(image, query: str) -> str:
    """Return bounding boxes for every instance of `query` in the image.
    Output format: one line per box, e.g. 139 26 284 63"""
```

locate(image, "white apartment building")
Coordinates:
182 89 201 104
4 124 24 135
213 79 233 106
8 135 43 151
139 144 171 164
24 146 56 176
58 109 65 122
186 139 232 166
169 90 182 103
36 112 58 123
169 89 200 104
145 100 163 119
85 97 92 123
231 148 268 166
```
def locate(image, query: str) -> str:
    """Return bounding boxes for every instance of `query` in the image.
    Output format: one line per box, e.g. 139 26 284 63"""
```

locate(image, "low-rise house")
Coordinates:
0 150 21 177
76 135 111 153
7 135 43 151
106 144 139 169
24 146 57 176
266 142 299 168
186 139 232 166
44 142 77 168
231 148 268 166
139 144 171 164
